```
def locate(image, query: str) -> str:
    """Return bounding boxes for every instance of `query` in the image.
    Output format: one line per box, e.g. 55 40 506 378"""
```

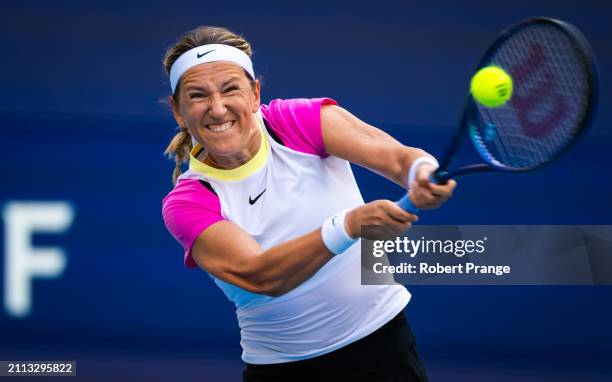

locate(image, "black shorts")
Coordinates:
243 311 428 382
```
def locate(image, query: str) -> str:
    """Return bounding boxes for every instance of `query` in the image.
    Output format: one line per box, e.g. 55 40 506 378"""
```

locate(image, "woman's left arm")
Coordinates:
321 104 456 209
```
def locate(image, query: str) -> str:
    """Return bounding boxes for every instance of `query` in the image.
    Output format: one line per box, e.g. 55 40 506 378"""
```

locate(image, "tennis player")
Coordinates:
162 26 456 382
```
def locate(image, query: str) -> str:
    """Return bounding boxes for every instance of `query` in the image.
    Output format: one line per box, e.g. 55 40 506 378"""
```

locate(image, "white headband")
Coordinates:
169 44 255 94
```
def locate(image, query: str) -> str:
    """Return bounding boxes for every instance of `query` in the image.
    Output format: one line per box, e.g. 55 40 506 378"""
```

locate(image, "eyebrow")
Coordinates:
221 77 241 89
183 83 210 94
182 75 242 93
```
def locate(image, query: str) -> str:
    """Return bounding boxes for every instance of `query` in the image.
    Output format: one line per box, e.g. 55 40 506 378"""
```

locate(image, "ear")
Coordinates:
251 79 261 113
168 95 186 128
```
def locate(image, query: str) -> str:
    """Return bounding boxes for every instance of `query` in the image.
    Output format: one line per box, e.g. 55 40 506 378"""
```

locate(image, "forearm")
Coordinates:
241 229 332 297
321 105 436 190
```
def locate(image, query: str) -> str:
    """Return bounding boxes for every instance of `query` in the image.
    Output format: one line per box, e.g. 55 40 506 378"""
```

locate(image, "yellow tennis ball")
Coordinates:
470 66 513 107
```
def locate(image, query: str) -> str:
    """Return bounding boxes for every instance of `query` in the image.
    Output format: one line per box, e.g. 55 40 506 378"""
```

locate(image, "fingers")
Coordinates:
411 187 444 209
378 201 416 237
379 200 418 223
354 200 418 240
411 178 457 209
367 220 411 240
415 164 457 197
428 179 457 197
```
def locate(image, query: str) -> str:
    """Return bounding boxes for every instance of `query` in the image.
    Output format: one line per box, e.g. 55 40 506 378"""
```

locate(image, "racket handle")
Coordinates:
396 174 445 213
396 194 420 213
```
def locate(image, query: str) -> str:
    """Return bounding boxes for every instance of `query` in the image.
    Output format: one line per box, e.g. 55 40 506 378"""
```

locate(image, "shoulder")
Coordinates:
162 179 224 268
162 178 222 222
260 98 338 158
163 178 218 207
261 98 338 119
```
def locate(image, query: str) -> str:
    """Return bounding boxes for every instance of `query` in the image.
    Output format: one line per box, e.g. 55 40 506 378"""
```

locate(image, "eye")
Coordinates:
188 92 204 99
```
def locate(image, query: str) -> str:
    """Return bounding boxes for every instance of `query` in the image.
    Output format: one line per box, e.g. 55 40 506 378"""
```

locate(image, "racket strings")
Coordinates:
472 22 591 170
495 28 575 164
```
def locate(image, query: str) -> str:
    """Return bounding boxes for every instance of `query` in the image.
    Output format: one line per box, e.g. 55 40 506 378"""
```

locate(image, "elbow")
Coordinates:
259 286 286 298
233 260 289 297
242 278 288 297
191 244 291 297
262 282 293 297
252 278 295 297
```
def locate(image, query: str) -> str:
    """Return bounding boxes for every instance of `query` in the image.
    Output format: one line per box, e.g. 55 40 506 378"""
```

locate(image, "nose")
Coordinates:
208 93 227 119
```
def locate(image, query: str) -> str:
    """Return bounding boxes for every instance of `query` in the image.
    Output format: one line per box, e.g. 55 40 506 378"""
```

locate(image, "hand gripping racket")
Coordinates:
398 17 599 213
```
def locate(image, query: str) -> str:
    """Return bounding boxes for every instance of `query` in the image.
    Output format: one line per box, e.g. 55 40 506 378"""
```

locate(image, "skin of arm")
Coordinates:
321 105 456 216
191 104 444 297
192 221 332 297
191 201 413 297
321 104 430 188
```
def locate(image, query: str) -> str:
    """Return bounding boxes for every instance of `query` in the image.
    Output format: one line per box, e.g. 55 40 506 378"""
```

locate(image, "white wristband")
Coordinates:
321 209 358 255
408 156 440 189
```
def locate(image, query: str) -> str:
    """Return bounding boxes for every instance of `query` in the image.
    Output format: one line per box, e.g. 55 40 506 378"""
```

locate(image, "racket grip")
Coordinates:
396 174 442 213
396 194 420 213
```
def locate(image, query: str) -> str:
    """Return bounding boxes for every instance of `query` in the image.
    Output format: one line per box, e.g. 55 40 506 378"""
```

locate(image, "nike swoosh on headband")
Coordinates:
197 49 216 58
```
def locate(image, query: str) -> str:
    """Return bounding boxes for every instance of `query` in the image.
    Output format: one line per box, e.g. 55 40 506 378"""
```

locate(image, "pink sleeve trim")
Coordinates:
260 98 337 158
162 179 224 268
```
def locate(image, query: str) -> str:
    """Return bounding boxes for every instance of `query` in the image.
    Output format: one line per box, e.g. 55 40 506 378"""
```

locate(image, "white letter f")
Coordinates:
3 202 74 318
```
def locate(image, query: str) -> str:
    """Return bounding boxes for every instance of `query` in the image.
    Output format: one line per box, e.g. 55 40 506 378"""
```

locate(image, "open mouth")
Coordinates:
206 121 235 133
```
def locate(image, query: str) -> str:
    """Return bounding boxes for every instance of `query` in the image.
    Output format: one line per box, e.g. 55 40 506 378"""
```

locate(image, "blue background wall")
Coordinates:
1 1 611 381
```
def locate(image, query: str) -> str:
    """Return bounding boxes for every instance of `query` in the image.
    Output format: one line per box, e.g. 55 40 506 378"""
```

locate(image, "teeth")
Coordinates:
208 121 233 132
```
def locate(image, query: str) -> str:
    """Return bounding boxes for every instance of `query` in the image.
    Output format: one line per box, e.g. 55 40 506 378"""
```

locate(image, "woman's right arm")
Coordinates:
191 200 417 297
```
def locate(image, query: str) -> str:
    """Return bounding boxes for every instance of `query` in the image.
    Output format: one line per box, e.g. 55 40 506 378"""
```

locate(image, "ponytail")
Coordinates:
164 127 192 185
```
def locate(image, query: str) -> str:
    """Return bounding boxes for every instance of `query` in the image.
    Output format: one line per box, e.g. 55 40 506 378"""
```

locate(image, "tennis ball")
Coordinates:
470 66 513 108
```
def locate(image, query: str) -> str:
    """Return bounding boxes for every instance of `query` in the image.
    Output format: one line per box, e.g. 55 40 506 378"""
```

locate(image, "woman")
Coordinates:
162 26 456 382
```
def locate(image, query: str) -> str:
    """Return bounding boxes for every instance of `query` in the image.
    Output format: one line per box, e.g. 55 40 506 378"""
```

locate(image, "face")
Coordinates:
169 61 261 163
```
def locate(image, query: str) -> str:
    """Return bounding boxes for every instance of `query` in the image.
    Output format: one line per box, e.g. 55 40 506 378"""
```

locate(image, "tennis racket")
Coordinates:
398 17 599 213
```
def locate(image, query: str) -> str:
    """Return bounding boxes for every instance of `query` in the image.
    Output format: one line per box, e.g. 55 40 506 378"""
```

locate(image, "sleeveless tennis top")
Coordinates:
162 98 410 364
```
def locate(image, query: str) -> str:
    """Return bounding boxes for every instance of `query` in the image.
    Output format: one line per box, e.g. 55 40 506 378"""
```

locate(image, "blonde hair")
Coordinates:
164 126 193 185
162 26 254 185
